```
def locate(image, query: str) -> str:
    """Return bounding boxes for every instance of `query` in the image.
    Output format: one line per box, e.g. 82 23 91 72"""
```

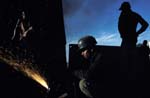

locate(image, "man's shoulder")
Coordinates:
93 49 102 58
92 50 103 63
131 11 142 18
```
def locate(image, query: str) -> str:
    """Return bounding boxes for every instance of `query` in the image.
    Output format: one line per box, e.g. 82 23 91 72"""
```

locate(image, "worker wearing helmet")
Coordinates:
78 35 97 60
76 35 104 98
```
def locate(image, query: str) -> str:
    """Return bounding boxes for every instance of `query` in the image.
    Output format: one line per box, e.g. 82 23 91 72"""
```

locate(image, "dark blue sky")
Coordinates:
62 0 150 61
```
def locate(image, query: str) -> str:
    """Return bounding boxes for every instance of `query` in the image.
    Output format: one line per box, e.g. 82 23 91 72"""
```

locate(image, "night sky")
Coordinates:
62 0 150 61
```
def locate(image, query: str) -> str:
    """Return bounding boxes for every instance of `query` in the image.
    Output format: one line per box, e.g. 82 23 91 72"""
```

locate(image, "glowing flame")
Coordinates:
30 73 49 90
0 47 49 90
23 66 49 90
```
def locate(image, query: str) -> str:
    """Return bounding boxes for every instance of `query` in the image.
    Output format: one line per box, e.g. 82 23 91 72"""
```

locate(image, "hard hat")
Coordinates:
78 35 97 52
119 2 131 10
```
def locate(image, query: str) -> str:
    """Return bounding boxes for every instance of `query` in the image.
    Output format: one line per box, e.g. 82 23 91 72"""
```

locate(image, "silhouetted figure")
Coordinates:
118 2 148 80
138 40 150 96
71 35 105 98
141 40 150 56
11 11 32 49
118 2 148 47
139 40 150 68
11 11 33 59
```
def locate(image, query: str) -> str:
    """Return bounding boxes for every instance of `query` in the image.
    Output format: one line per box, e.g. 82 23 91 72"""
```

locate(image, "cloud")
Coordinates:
96 33 121 46
65 33 121 62
66 32 121 46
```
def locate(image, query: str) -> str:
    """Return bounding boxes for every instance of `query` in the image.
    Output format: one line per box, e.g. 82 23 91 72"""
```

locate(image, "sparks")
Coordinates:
0 47 50 91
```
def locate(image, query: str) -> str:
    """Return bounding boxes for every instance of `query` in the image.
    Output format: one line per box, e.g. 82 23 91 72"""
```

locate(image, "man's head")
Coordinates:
119 2 131 11
78 35 97 59
22 11 26 19
143 40 148 46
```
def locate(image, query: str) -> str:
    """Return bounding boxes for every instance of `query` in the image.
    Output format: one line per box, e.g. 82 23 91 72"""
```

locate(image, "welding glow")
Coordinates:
0 48 49 90
23 68 49 90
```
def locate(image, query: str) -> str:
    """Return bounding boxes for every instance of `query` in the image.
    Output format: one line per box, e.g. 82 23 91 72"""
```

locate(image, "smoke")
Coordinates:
96 33 121 46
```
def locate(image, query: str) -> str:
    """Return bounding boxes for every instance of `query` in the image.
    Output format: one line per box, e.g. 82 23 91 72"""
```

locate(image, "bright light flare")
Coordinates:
23 67 49 90
0 47 50 91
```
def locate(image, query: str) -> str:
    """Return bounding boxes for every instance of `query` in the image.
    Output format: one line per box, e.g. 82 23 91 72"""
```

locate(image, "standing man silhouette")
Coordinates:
118 1 148 47
118 1 148 81
118 2 149 96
